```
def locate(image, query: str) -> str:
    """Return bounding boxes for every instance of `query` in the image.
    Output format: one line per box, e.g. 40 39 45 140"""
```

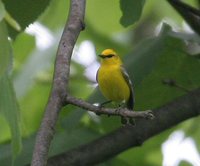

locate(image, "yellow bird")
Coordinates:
96 49 134 124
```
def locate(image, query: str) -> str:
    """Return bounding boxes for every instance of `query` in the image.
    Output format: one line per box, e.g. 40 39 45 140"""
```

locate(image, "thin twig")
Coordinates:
31 0 86 166
162 79 190 93
66 96 154 119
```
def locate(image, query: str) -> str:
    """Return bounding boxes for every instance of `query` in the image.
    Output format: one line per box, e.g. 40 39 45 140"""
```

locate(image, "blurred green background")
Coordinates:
0 0 200 165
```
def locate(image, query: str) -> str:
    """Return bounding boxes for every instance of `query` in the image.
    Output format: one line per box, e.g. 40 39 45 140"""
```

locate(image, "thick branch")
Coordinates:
66 96 154 119
31 0 85 166
47 88 200 166
167 0 200 36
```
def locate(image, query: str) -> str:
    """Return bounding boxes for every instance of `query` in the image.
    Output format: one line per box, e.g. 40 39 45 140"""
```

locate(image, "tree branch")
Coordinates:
167 0 200 36
66 95 154 119
47 88 200 166
31 0 86 166
30 0 200 165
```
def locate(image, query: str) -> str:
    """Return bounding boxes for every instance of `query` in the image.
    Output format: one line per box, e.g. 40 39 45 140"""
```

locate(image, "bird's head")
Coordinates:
98 49 122 65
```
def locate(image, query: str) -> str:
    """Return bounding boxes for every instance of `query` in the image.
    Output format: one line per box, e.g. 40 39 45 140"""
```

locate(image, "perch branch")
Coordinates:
31 0 86 166
47 88 200 166
66 96 154 119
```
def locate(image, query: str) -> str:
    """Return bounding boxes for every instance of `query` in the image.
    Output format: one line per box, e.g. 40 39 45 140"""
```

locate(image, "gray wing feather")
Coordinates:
120 66 134 110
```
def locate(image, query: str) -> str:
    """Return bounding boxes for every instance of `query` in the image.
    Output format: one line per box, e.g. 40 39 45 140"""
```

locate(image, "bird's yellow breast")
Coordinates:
98 64 130 103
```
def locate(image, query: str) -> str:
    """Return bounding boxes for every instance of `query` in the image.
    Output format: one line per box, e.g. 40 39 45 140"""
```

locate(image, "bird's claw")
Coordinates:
144 110 154 120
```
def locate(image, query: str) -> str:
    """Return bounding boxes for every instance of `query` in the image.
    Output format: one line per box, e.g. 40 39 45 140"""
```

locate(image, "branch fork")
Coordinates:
31 0 153 165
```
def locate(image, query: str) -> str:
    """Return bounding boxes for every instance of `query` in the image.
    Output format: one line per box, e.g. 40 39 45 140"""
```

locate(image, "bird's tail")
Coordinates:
127 90 134 110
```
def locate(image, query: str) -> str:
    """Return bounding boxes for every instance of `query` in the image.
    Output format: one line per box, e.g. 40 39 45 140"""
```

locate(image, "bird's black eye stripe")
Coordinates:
99 54 115 58
105 54 114 58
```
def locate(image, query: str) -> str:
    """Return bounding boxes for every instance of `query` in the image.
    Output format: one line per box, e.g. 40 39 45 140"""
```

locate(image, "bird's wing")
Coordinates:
120 66 134 110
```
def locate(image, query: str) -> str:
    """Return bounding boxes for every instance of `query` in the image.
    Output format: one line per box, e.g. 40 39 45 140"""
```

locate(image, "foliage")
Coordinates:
0 18 21 162
120 0 145 27
0 0 200 165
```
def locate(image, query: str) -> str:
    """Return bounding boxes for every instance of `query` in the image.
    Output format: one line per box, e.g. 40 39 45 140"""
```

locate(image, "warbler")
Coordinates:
96 49 134 124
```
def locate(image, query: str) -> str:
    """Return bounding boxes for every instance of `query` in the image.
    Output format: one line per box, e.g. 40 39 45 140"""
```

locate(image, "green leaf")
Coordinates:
135 35 200 110
2 0 50 29
0 20 21 163
2 0 51 36
124 23 173 86
13 32 35 64
0 20 12 77
120 0 145 27
0 0 6 21
0 74 21 161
